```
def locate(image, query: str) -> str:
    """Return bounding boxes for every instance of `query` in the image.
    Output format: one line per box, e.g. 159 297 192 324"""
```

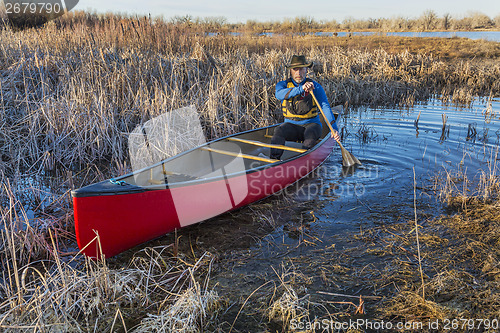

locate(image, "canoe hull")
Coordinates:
74 133 335 258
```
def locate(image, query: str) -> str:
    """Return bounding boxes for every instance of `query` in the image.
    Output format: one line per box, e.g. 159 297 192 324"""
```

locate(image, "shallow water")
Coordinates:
226 31 500 42
274 97 500 244
252 31 500 42
200 96 500 329
9 97 500 248
4 95 500 329
316 31 500 42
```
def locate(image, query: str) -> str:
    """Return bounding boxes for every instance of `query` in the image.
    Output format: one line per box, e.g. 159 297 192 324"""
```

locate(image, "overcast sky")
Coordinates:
75 0 500 23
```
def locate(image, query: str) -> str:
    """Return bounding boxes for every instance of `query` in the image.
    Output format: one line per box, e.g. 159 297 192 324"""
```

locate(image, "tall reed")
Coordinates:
1 12 499 331
1 13 498 170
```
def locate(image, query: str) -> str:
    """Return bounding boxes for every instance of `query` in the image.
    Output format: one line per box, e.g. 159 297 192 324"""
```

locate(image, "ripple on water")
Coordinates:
290 98 500 235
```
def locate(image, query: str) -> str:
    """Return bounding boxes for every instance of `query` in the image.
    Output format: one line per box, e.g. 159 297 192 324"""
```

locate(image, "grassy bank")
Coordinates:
364 152 500 328
0 13 500 332
0 14 498 169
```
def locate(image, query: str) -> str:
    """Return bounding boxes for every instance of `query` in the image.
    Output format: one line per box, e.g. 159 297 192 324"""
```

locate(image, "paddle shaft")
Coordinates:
310 90 337 138
310 90 361 167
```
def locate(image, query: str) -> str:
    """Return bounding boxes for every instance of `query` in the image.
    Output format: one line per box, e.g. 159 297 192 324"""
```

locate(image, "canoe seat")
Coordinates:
201 147 279 163
227 137 306 153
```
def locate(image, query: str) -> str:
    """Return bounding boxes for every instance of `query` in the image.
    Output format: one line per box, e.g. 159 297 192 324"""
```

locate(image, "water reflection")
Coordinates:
315 31 500 42
315 97 500 226
261 96 499 247
227 31 500 42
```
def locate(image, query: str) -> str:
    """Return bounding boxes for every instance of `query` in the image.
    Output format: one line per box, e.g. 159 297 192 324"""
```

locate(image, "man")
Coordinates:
270 55 341 159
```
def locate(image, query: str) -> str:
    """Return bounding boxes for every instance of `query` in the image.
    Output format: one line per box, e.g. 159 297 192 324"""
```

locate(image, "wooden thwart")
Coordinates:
227 137 306 153
201 147 278 163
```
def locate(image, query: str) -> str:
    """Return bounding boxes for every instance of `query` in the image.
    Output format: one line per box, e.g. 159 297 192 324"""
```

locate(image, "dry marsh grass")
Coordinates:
0 12 498 171
1 167 217 331
0 237 216 332
1 11 500 332
369 151 500 326
132 268 221 333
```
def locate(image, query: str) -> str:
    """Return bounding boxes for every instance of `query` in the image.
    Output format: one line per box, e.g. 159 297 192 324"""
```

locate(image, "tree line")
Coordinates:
171 10 500 33
1 7 499 33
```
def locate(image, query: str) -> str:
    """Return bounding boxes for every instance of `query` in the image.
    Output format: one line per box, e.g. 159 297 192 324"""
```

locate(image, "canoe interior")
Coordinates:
116 114 335 190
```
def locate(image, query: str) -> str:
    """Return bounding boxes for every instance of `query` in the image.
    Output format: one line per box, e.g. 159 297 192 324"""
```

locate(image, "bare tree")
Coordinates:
342 16 356 30
441 13 452 30
420 10 438 31
368 18 380 29
469 11 493 29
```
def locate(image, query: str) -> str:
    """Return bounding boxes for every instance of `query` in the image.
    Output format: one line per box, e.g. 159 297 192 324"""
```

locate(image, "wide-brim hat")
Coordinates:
287 55 313 69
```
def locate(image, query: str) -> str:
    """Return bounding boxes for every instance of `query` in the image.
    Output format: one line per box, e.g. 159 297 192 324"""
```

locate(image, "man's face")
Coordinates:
290 67 307 83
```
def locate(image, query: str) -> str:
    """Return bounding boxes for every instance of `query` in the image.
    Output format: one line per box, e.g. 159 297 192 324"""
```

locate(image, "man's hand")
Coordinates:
302 81 314 92
331 129 341 142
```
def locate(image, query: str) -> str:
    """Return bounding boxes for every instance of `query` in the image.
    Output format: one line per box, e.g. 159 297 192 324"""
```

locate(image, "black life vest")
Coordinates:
281 78 319 120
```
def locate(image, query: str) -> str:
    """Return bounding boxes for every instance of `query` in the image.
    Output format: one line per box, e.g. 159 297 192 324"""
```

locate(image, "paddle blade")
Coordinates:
338 142 361 167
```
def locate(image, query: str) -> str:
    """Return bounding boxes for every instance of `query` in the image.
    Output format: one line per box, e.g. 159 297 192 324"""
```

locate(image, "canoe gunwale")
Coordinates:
72 123 333 197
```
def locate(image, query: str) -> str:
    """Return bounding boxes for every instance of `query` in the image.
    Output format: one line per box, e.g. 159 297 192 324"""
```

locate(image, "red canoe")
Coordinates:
72 115 338 258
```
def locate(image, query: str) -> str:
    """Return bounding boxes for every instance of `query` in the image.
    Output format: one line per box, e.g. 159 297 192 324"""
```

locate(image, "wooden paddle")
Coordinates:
310 91 361 167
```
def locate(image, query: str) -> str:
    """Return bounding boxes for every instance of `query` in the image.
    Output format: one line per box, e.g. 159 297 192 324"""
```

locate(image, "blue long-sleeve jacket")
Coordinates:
275 78 339 131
